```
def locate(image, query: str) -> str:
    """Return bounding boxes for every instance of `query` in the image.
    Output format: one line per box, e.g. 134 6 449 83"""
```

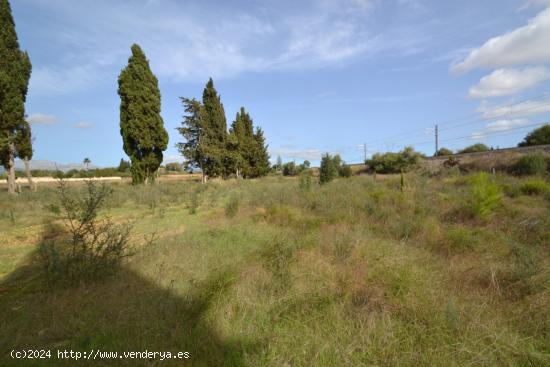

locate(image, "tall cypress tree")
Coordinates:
0 0 32 195
201 78 228 178
252 126 270 177
228 106 269 178
229 107 254 178
118 44 168 184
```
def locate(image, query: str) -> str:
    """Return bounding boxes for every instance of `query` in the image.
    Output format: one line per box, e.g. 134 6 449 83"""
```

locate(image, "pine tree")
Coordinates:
201 78 228 178
176 97 208 183
118 44 168 184
0 0 32 195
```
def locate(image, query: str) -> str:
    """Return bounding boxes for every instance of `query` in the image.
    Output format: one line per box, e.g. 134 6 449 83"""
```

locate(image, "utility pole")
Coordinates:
363 142 367 163
435 124 439 156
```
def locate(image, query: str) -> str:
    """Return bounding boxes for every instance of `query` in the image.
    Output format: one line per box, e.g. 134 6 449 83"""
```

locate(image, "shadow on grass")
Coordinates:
0 226 258 366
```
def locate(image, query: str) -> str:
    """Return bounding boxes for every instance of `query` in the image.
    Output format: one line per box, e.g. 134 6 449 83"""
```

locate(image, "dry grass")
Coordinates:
0 172 549 366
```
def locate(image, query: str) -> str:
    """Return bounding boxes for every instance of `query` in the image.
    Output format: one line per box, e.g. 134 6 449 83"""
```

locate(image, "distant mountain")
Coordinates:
3 159 100 172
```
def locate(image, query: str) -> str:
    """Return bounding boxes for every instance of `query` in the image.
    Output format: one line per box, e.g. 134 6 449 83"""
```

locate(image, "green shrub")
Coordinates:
39 181 132 285
339 164 352 178
514 153 547 176
519 179 550 195
458 143 489 154
320 153 338 184
518 124 550 147
282 162 298 176
469 172 502 218
366 146 424 173
436 147 453 156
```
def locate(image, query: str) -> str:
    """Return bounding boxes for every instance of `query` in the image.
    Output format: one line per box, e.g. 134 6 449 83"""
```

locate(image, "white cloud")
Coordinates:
470 131 485 140
520 0 550 10
25 0 434 94
478 98 550 119
30 65 103 96
468 67 550 98
27 113 57 125
485 119 529 132
74 121 93 129
452 8 550 73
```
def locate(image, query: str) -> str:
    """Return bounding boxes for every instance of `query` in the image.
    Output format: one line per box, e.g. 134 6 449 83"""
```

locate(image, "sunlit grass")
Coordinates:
0 172 548 366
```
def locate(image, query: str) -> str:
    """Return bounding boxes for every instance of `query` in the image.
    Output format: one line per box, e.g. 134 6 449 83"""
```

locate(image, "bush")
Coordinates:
282 162 297 176
513 153 547 176
458 143 489 154
518 124 550 147
366 146 423 173
469 172 502 218
39 180 132 284
339 164 352 178
319 154 338 184
436 147 453 156
519 179 550 195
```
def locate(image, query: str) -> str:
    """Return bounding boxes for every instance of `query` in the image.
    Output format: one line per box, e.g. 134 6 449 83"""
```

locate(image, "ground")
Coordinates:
0 172 548 366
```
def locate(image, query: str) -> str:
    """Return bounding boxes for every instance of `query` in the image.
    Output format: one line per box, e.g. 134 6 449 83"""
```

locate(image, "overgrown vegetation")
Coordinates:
1 172 548 366
514 152 548 176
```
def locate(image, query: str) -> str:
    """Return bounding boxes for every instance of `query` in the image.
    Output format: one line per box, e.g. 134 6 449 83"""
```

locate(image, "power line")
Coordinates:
359 93 550 148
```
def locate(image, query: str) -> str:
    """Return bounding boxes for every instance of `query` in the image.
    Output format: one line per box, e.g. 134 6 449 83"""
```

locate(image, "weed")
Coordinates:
514 153 547 176
299 170 312 191
519 179 550 195
469 172 502 218
39 180 133 285
260 238 295 291
225 195 241 218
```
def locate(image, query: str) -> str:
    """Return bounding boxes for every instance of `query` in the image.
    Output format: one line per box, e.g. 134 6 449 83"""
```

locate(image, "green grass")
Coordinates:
0 174 549 366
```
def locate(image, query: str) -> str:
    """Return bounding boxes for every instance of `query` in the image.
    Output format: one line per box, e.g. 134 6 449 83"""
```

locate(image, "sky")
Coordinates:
10 0 550 167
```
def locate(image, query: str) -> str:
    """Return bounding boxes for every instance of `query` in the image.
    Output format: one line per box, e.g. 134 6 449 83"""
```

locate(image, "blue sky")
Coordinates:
11 0 550 166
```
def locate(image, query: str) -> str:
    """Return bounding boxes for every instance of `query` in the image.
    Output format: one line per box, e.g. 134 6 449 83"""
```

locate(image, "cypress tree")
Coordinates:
320 153 338 184
118 44 168 184
229 107 254 178
252 126 270 177
0 0 32 195
201 78 228 178
15 118 35 190
229 107 269 178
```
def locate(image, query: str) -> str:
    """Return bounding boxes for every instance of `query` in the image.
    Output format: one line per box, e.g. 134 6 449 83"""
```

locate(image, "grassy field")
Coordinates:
0 171 549 366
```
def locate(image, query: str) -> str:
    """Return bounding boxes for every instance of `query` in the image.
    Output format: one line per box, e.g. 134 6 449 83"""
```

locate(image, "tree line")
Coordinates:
0 0 270 193
118 45 269 184
176 79 270 182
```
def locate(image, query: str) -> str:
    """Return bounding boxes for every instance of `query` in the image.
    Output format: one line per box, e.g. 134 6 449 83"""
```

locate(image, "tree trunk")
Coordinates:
24 157 36 191
7 143 17 195
200 162 207 183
